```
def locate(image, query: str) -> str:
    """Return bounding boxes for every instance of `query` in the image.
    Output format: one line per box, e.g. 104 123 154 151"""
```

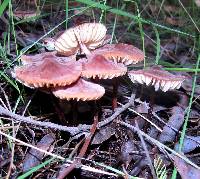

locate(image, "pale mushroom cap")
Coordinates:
93 43 144 65
52 78 105 101
13 53 82 88
54 23 107 56
81 54 127 79
128 66 186 92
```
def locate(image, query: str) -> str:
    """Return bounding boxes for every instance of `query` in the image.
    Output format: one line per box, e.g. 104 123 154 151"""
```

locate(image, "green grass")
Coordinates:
17 157 56 179
75 0 196 37
171 38 200 179
0 0 9 17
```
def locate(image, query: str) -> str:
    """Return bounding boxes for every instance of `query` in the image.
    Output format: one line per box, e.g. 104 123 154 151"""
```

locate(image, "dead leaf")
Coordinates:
119 139 137 168
182 79 200 95
172 155 200 179
92 125 115 145
159 107 184 143
174 136 200 153
22 134 55 172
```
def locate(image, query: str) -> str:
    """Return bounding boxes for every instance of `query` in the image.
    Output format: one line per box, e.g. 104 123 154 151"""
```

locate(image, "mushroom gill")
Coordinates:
128 66 186 92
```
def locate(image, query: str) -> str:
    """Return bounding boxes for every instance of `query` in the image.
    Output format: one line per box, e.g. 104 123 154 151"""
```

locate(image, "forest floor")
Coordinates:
0 1 200 178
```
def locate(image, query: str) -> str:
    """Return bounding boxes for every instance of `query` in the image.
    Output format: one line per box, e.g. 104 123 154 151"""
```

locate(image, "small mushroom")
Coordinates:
54 23 107 56
81 54 127 79
52 78 105 101
12 10 40 20
128 65 186 92
81 54 127 110
93 43 145 65
12 52 81 88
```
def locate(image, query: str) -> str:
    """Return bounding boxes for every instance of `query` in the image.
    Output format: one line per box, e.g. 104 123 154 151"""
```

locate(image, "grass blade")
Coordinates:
75 0 196 37
0 0 9 17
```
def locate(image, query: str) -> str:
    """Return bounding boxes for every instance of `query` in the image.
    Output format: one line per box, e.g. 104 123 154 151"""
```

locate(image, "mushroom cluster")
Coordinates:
13 23 185 105
12 23 145 102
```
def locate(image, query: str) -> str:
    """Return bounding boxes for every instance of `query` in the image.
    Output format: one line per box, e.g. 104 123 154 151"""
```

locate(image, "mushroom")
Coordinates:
128 65 186 92
52 78 105 101
12 52 81 88
86 43 144 109
93 43 145 65
81 54 127 110
81 54 127 79
12 9 40 20
54 23 107 56
52 77 105 123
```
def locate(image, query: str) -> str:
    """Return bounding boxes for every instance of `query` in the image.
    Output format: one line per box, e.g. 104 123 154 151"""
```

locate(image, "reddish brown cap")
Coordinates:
128 66 186 92
93 43 144 65
13 10 40 20
54 23 107 56
20 51 57 65
81 54 127 79
52 78 105 101
13 53 81 88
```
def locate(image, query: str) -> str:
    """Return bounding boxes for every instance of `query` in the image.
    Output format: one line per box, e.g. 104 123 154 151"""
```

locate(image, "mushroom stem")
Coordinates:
72 100 78 124
80 43 91 55
112 78 119 110
50 94 67 125
148 89 155 120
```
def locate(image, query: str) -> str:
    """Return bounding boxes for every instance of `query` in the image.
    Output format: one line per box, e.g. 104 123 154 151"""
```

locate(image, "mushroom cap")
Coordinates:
81 54 127 79
20 51 57 65
13 53 82 88
54 23 107 56
128 66 186 92
52 78 105 101
13 10 40 20
94 43 144 65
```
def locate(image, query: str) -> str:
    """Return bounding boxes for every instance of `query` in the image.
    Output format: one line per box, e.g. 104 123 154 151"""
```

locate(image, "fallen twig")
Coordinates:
0 105 80 135
135 120 157 179
0 93 135 136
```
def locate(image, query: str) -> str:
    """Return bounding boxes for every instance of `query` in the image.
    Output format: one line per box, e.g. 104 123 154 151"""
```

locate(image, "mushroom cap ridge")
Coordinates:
54 23 107 56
